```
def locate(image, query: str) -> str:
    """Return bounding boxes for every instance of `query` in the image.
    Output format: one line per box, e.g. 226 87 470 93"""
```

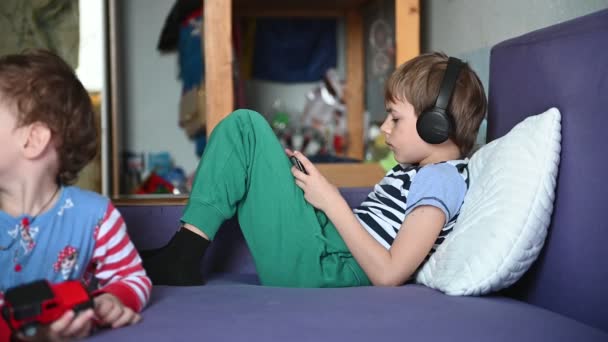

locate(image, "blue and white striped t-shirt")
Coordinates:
354 160 469 252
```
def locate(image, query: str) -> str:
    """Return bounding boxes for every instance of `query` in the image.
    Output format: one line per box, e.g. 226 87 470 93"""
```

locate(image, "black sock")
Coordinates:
141 228 210 286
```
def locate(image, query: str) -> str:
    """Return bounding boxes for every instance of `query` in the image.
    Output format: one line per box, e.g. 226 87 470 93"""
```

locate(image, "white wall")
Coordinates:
119 0 199 174
424 1 608 52
423 0 608 143
77 0 108 194
76 0 103 92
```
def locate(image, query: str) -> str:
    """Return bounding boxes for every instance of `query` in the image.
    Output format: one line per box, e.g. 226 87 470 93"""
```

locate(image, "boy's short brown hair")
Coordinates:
385 52 487 156
0 49 97 185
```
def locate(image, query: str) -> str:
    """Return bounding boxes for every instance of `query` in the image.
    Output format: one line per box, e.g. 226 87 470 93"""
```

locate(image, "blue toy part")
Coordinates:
147 152 173 178
178 12 204 92
194 131 207 157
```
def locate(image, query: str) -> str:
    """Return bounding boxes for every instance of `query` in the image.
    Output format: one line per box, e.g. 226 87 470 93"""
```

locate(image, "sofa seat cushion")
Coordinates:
88 282 607 342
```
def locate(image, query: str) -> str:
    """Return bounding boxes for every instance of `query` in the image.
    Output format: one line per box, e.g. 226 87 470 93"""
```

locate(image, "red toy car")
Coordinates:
1 280 93 337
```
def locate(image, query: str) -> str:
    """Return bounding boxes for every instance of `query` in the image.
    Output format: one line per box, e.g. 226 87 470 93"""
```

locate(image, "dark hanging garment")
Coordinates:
252 18 337 83
157 0 202 52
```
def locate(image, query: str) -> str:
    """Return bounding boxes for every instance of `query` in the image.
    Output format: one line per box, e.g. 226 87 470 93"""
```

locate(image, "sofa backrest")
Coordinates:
488 9 608 332
119 188 372 278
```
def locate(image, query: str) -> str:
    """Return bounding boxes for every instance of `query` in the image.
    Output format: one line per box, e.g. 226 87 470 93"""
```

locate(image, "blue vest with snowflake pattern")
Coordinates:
0 187 108 292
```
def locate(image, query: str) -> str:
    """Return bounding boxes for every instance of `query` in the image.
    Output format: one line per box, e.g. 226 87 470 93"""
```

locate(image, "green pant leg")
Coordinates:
181 109 369 287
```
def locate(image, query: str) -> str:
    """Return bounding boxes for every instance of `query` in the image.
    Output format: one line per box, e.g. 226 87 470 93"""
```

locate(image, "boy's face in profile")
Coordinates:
381 99 431 165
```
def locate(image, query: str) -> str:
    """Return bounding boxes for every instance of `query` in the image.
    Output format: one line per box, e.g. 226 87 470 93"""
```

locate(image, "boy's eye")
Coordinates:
392 118 399 123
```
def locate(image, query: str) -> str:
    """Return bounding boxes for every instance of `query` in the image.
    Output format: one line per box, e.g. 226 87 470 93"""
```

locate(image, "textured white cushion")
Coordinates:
415 107 561 296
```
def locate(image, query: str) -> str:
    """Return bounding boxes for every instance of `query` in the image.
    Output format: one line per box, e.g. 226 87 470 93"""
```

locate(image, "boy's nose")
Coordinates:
380 120 391 135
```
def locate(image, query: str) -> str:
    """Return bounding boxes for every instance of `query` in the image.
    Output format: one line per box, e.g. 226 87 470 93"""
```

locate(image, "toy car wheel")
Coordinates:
20 322 39 337
1 305 9 322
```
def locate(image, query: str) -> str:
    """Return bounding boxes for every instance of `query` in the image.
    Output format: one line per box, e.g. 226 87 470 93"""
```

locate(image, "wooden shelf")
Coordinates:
234 0 371 13
113 195 189 207
112 163 384 206
317 163 385 187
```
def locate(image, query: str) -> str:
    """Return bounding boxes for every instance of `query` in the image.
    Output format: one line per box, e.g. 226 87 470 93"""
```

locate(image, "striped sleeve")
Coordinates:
90 202 152 312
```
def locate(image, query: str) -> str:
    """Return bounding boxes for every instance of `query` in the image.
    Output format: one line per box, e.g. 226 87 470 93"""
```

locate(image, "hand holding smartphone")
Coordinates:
289 156 308 175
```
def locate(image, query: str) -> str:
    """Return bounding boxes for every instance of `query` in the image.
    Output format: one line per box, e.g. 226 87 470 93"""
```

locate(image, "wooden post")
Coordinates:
345 9 364 160
395 0 420 65
108 0 121 198
204 0 234 135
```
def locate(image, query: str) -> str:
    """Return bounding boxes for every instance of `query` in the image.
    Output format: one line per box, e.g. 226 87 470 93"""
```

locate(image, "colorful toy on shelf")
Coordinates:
164 168 189 195
379 151 398 171
123 151 191 195
268 69 355 158
364 122 397 170
300 68 346 156
136 172 175 195
122 151 145 194
270 99 290 134
147 152 173 179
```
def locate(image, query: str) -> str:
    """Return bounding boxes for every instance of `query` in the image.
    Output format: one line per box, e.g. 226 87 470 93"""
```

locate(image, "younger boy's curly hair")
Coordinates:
385 52 487 157
0 49 97 185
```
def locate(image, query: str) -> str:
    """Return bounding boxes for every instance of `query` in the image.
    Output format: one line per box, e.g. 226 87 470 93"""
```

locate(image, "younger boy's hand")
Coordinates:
94 293 141 329
286 150 340 211
17 309 95 342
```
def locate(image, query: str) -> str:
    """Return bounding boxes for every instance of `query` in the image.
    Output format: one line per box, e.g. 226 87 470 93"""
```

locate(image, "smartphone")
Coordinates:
289 156 308 175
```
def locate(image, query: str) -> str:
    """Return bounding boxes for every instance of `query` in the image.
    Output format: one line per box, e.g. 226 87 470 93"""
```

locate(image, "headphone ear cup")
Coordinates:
416 109 451 144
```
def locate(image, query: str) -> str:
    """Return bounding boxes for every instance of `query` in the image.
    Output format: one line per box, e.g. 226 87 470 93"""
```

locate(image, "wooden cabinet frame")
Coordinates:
108 0 419 204
204 0 420 186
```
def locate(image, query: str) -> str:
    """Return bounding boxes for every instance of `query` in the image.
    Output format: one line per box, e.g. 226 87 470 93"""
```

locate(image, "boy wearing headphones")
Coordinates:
143 52 488 287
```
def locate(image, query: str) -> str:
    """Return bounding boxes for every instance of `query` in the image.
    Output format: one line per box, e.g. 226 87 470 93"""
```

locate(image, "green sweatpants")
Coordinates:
182 109 370 287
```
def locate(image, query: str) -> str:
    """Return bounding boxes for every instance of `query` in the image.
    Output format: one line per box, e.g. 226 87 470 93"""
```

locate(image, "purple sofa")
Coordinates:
90 9 608 341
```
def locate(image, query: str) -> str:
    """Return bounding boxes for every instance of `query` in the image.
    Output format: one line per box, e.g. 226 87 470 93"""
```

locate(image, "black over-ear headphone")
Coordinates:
416 57 464 144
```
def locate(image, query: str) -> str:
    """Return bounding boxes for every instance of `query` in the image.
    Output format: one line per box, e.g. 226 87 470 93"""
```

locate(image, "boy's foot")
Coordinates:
140 228 210 286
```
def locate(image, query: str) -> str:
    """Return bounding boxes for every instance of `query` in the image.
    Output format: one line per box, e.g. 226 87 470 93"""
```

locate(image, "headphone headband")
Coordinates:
434 57 464 112
415 56 465 145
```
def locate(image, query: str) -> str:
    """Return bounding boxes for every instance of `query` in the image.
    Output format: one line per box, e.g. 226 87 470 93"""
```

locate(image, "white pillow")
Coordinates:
415 107 561 296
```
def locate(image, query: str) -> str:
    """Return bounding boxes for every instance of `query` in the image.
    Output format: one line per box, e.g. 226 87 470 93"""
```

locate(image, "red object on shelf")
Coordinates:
333 135 346 155
135 172 175 194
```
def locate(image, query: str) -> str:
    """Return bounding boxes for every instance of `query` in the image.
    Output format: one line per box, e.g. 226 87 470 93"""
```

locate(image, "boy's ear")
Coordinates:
22 122 53 159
